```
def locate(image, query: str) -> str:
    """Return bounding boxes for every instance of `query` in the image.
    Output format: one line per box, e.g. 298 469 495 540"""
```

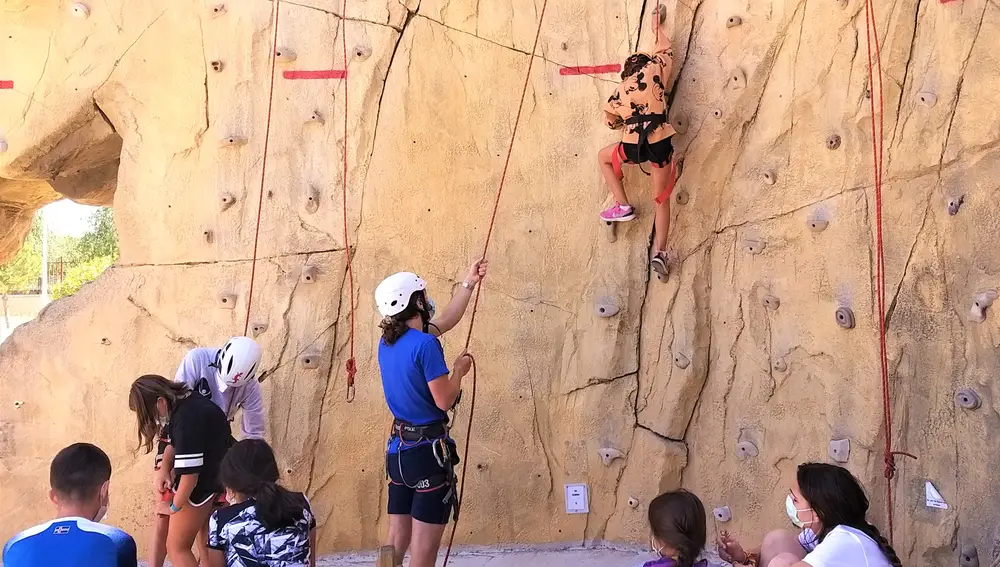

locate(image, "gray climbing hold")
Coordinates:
219 192 236 211
674 352 690 369
595 297 620 318
210 60 224 73
300 265 317 284
675 190 690 205
917 91 937 108
304 188 320 214
826 134 842 150
762 170 777 185
220 135 247 147
761 294 780 311
203 229 214 244
735 441 758 460
772 358 787 372
828 438 850 463
100 338 111 346
250 322 268 338
711 108 723 119
70 2 90 18
598 447 624 466
713 506 732 522
275 47 297 62
307 111 324 125
604 221 617 243
960 544 979 567
671 114 688 134
628 496 640 509
948 195 964 216
730 69 747 90
970 290 997 323
743 237 766 255
353 45 372 60
209 3 226 17
657 4 667 24
807 215 829 232
0 140 7 153
726 15 742 28
955 388 981 410
13 400 24 409
835 307 855 329
218 293 236 309
299 352 320 370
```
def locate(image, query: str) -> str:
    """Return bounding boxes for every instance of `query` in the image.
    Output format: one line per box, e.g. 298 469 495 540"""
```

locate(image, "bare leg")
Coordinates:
166 503 215 567
149 513 169 567
760 530 807 567
769 553 804 567
599 144 629 206
651 165 672 255
408 519 448 567
196 517 211 565
387 514 413 567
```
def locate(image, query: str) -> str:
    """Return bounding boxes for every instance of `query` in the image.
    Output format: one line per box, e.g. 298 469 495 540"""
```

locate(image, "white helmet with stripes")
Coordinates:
216 336 261 393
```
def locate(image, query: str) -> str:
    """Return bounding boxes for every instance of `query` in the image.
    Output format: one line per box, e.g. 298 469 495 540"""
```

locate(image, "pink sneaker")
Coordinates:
600 203 636 222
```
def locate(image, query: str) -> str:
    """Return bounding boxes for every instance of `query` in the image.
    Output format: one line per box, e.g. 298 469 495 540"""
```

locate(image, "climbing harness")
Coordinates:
863 0 916 543
386 420 462 522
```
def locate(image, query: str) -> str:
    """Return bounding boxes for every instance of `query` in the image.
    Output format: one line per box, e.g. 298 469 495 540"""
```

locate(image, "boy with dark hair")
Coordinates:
2 443 137 567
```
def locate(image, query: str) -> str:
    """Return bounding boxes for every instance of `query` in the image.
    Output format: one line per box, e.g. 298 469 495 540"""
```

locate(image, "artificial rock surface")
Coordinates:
0 0 998 564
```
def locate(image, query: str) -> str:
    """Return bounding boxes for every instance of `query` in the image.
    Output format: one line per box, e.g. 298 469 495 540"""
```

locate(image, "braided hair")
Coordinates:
797 463 902 567
647 489 707 567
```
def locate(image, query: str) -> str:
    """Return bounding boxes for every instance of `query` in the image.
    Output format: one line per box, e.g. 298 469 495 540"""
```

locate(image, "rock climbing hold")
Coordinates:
672 114 688 134
970 290 997 323
353 45 372 60
948 195 964 216
209 3 226 17
713 506 732 522
735 441 758 460
598 447 624 466
250 322 268 338
70 2 90 18
307 111 324 125
300 265 317 284
761 295 780 311
219 192 236 211
826 134 842 150
299 352 320 370
220 135 247 147
13 400 23 409
960 544 979 567
828 438 850 463
730 69 747 90
807 217 829 232
835 307 855 329
218 293 237 309
917 91 937 108
210 60 224 73
560 42 568 50
726 15 742 28
762 170 777 185
100 337 111 346
604 221 617 243
955 388 981 410
304 188 320 214
275 48 297 62
743 238 766 255
711 108 723 119
627 496 640 509
772 358 787 372
595 297 620 318
675 190 690 205
203 229 214 244
0 140 7 153
657 4 667 24
674 352 690 370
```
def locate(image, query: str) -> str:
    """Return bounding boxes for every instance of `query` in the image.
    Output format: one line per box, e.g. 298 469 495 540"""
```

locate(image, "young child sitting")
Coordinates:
599 5 678 278
207 439 316 567
644 489 709 567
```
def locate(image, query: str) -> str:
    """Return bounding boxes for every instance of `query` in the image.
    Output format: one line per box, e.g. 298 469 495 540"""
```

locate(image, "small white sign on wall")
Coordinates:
565 483 589 514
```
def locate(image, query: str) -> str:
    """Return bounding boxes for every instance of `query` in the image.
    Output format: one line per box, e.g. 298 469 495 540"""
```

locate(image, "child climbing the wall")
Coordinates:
599 5 678 279
644 489 709 567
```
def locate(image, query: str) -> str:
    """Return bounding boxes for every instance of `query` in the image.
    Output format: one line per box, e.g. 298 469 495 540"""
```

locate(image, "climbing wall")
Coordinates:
1 0 999 564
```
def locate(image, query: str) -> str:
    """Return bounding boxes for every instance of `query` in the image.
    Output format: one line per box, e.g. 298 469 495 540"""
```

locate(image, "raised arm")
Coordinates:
427 259 488 337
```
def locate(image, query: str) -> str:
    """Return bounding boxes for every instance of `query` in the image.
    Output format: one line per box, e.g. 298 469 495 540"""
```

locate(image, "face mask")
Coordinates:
420 296 436 330
94 482 110 523
785 494 814 529
649 535 664 556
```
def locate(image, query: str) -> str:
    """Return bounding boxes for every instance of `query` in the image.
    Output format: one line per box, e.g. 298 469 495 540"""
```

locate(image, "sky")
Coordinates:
41 199 100 238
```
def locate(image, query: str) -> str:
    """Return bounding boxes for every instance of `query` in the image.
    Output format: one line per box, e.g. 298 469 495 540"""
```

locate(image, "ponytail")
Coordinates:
647 490 707 567
855 523 902 567
255 481 309 530
380 290 427 345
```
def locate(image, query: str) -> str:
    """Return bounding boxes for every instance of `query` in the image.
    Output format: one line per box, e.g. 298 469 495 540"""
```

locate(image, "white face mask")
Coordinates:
94 481 110 523
785 493 814 529
649 535 664 556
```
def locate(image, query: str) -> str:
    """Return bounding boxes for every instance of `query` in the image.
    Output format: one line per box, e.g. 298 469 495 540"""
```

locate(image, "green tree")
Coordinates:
76 207 118 262
0 218 42 331
51 255 115 300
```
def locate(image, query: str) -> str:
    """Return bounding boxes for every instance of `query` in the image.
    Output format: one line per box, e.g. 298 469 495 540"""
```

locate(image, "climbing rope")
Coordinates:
340 0 358 403
441 1 550 565
243 0 283 337
862 0 915 543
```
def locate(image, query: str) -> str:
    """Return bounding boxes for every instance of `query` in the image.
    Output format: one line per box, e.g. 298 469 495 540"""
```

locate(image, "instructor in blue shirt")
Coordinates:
375 259 487 567
3 442 137 567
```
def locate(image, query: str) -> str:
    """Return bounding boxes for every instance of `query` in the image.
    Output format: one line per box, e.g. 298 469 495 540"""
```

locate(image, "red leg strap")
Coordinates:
654 160 677 205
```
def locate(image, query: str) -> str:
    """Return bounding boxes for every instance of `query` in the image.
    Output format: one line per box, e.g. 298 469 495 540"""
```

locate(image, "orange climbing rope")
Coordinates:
862 0 915 543
441 1 550 565
243 0 283 337
340 0 358 403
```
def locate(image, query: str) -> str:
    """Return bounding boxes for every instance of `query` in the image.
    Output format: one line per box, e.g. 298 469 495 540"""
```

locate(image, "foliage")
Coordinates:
76 207 119 262
0 220 42 296
51 255 116 300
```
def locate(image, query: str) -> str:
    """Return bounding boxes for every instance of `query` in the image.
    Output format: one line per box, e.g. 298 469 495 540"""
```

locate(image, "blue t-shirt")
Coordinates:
3 516 137 567
379 328 450 453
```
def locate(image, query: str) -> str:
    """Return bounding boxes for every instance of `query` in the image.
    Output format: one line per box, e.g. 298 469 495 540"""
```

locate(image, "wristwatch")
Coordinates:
461 281 475 290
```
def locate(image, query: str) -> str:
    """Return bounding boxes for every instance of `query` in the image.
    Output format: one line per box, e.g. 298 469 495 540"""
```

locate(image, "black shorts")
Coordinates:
386 442 455 525
620 137 673 167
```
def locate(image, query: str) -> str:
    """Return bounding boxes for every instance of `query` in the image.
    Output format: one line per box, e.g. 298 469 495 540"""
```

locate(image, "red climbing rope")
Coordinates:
441 1 550 565
863 0 916 543
243 0 283 337
340 0 358 403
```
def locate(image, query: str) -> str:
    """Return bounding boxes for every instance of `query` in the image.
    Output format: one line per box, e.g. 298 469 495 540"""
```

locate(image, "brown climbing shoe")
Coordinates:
651 254 669 281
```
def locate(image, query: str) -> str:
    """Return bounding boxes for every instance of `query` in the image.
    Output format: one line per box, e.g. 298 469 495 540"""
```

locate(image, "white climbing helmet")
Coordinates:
375 272 426 318
215 336 262 393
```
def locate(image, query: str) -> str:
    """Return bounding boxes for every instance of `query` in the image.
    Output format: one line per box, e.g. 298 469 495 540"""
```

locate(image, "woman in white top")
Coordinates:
718 463 901 567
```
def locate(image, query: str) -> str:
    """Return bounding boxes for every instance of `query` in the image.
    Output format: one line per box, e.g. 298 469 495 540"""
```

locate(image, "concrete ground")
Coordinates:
315 545 728 567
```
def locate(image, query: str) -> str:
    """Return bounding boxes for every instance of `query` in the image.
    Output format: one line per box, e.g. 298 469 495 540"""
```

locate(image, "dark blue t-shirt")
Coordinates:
379 328 450 453
3 517 137 567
